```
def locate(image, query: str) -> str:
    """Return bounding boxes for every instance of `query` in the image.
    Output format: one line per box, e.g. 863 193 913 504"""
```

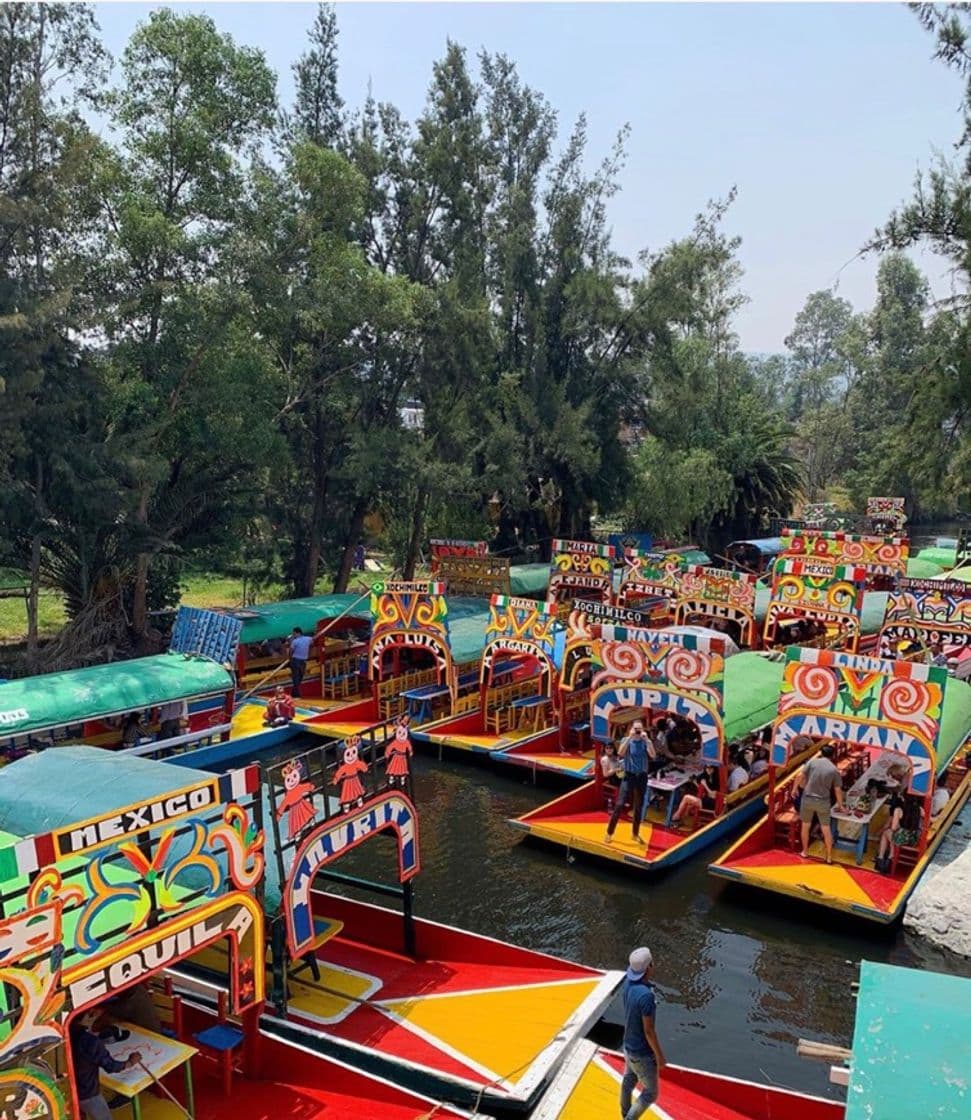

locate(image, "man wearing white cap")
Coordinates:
620 945 666 1119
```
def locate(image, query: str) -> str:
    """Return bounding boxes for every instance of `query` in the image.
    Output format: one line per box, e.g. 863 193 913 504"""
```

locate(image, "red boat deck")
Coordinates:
115 1010 477 1120
531 1041 843 1120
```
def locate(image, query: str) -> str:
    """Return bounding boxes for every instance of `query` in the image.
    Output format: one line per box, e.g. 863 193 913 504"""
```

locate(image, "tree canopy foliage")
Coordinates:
1 4 968 662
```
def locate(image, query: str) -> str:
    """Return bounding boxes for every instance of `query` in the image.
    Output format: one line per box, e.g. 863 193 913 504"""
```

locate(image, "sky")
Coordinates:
91 2 966 353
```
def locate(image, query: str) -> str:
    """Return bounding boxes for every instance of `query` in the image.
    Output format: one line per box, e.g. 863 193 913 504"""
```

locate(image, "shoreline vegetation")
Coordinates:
1 5 969 672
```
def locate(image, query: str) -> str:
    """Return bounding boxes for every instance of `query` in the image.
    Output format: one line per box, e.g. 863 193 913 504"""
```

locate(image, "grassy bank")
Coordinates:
0 568 393 645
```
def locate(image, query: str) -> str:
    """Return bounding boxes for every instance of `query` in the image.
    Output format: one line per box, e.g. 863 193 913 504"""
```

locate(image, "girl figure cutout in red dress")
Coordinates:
276 759 316 840
334 737 368 812
385 716 412 787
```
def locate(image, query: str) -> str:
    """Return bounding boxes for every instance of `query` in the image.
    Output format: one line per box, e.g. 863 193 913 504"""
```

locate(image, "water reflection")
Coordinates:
264 741 971 1101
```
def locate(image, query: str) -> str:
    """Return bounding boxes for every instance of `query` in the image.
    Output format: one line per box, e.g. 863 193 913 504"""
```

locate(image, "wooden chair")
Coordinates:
891 843 921 878
192 990 244 1098
150 977 184 1039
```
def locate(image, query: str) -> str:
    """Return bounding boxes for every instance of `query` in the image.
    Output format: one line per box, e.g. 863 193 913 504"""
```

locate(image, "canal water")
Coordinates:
269 738 971 1104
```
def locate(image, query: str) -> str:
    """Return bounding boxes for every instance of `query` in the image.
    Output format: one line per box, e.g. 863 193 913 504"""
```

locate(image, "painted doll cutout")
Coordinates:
385 715 413 787
334 736 368 812
276 759 317 840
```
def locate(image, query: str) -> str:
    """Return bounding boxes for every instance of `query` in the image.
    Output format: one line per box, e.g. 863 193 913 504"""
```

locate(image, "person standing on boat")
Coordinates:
605 721 650 845
287 627 313 695
796 743 844 863
620 946 666 1119
156 698 188 740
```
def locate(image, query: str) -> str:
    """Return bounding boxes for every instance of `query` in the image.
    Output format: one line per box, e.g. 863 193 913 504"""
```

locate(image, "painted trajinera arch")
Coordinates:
673 565 758 647
590 682 724 764
368 580 455 696
763 558 867 651
547 539 615 609
586 630 727 763
879 577 971 654
479 595 561 690
0 755 266 1120
283 790 420 957
768 647 946 797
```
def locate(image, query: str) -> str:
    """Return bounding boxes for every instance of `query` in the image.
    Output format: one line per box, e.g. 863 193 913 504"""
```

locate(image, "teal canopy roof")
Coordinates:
232 593 370 644
443 596 492 665
847 961 971 1120
0 747 217 842
723 653 784 741
509 563 549 598
0 653 234 737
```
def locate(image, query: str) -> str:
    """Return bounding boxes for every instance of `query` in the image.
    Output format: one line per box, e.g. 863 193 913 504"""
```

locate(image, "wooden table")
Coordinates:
831 797 888 864
101 1023 197 1120
400 683 451 723
648 767 703 827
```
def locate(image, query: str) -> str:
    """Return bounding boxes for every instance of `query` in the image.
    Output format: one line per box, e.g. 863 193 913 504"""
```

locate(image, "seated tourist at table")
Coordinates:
875 791 921 873
749 748 769 778
264 686 295 727
727 751 749 793
671 780 703 831
931 775 951 817
698 764 719 811
648 722 667 776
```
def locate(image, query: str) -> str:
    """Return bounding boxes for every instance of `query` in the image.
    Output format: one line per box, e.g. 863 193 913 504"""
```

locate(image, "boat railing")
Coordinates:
119 723 234 759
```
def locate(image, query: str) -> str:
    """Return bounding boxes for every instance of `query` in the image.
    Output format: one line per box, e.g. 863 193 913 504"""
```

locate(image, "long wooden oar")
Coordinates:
137 1060 194 1120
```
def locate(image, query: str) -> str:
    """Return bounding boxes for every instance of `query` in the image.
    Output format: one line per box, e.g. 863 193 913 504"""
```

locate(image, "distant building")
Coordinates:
400 400 424 431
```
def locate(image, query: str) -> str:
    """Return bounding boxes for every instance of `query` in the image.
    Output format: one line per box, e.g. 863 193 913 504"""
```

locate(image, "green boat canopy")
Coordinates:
233 594 370 644
937 676 971 771
723 653 784 742
914 545 959 570
0 653 234 737
905 557 946 578
509 563 549 598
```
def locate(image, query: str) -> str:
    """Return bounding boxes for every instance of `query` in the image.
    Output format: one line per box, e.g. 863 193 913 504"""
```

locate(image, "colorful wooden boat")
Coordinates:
298 581 493 743
507 632 810 872
0 746 480 1120
547 538 616 615
227 592 371 696
0 608 341 766
0 740 619 1116
530 1040 842 1120
410 592 566 763
709 647 971 922
776 528 909 592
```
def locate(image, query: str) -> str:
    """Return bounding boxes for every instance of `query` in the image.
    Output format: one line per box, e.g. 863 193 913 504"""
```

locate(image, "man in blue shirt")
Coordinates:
287 627 314 695
605 720 652 845
69 1008 142 1120
620 945 666 1119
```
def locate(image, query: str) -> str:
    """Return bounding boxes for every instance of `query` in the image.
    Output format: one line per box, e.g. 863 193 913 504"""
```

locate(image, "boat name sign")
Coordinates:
59 785 216 857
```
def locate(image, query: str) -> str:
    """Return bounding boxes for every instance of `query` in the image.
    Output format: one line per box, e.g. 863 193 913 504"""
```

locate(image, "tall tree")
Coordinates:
94 9 279 641
290 3 343 148
0 3 109 652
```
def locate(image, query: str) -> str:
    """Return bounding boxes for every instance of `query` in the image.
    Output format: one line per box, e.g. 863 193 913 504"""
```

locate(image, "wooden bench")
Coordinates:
321 653 363 699
484 677 540 734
